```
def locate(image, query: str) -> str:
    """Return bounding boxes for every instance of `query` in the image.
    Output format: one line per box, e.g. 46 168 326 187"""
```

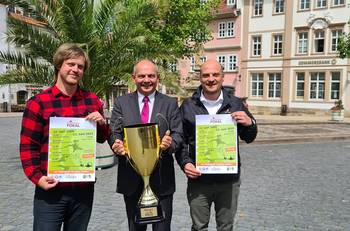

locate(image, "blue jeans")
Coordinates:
33 184 94 231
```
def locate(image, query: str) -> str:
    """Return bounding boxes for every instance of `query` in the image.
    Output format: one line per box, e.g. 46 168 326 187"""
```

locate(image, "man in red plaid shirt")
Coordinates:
20 43 110 231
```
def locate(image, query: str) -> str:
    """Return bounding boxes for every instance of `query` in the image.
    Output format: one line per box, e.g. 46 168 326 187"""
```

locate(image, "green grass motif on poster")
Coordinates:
49 128 96 171
196 124 237 164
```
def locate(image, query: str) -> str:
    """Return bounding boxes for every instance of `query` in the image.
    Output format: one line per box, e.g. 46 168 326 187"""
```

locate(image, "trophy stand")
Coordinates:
123 123 165 225
135 176 165 224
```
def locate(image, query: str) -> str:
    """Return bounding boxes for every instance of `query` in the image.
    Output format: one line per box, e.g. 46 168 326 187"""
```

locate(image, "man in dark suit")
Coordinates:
109 59 183 231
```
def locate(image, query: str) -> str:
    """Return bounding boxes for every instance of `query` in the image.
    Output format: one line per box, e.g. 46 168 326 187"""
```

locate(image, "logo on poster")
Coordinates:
67 120 80 128
210 117 222 124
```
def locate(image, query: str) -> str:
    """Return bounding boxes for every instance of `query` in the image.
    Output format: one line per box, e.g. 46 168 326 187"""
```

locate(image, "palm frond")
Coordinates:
0 66 53 86
6 18 59 60
0 50 50 69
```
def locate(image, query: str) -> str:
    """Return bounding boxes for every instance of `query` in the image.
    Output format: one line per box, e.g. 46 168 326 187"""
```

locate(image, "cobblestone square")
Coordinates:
1 116 350 231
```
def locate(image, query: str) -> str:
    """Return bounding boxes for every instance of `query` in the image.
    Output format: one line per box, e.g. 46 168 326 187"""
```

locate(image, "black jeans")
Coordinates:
33 184 94 231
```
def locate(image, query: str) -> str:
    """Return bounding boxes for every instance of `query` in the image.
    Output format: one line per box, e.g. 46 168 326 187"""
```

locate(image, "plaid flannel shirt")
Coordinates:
20 85 110 186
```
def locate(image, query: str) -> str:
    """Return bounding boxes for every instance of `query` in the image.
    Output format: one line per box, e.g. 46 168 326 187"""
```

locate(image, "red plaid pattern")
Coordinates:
20 85 110 186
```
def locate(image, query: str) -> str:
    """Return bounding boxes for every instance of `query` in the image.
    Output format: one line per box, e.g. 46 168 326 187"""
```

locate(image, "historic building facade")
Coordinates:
178 0 349 115
178 0 242 96
240 0 350 115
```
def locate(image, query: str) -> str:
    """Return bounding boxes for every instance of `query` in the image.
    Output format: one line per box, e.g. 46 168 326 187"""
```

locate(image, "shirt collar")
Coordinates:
52 85 83 99
200 90 223 105
137 91 155 104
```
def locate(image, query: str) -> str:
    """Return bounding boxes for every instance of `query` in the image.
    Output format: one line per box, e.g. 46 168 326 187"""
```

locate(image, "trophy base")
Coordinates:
135 203 165 225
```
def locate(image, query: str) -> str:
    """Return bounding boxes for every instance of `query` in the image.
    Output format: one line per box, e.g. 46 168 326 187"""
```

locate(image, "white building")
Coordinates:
0 4 45 112
240 0 350 115
0 4 8 74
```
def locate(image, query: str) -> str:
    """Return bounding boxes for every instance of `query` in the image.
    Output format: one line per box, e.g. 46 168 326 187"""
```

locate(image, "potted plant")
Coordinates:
330 99 344 121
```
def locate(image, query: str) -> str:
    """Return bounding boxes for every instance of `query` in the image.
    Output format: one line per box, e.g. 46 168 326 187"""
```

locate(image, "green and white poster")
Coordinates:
48 117 96 182
195 114 238 174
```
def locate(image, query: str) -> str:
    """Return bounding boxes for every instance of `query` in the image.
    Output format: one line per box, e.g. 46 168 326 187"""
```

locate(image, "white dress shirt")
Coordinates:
200 90 224 115
137 91 155 123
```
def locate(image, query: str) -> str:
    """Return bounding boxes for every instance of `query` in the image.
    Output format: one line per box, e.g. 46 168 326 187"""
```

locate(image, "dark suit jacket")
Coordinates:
109 91 183 197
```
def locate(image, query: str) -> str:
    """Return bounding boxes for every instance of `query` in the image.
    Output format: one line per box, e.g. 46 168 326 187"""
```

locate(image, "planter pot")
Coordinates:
96 141 116 169
331 110 344 121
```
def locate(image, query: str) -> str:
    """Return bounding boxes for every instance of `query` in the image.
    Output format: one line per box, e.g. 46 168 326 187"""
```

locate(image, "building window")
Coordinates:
227 22 235 37
330 72 340 99
227 0 236 6
190 57 196 72
296 73 305 98
8 5 15 13
252 36 262 56
331 29 342 52
314 31 325 53
268 73 281 98
310 72 325 99
299 0 310 10
218 22 226 38
251 73 264 97
217 55 237 71
8 6 26 16
228 55 237 71
297 32 308 54
169 62 177 72
274 0 284 13
332 0 344 6
253 0 263 16
190 56 206 72
217 56 226 71
316 0 327 8
218 21 235 38
273 34 283 55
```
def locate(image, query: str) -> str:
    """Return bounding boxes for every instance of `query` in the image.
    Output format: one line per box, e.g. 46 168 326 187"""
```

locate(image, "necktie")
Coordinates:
141 96 149 124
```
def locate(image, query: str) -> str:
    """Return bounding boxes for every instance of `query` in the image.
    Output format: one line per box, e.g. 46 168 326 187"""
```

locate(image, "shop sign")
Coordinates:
298 59 336 66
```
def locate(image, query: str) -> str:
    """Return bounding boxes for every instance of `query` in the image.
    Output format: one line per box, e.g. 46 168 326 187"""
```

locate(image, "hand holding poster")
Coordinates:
195 114 238 174
48 117 96 182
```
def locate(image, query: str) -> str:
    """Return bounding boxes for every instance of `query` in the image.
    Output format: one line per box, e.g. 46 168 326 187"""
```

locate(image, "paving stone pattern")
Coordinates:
1 117 350 231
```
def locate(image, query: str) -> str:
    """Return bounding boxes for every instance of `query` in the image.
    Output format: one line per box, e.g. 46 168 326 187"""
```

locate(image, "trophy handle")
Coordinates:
111 116 132 165
112 116 124 141
156 113 169 131
156 113 170 158
122 136 133 167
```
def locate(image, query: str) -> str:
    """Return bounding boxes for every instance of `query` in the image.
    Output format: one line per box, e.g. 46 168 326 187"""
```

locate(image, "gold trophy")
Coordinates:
123 123 165 224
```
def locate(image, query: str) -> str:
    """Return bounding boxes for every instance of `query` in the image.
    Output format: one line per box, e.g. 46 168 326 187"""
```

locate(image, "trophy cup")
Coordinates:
123 123 165 224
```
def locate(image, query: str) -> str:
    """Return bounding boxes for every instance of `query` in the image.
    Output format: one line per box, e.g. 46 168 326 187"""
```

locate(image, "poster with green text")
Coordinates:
195 114 238 174
48 117 96 182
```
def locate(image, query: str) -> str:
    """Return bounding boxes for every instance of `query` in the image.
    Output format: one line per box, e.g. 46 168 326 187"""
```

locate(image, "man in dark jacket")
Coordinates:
176 60 257 231
110 59 183 231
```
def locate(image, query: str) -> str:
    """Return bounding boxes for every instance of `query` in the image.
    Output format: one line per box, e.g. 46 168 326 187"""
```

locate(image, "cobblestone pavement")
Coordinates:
256 123 350 144
1 116 350 231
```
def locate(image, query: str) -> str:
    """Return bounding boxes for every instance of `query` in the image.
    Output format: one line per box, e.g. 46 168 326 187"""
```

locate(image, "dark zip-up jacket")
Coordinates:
176 86 257 184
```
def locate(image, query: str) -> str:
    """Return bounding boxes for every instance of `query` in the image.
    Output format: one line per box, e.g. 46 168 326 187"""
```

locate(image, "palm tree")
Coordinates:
0 0 218 101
